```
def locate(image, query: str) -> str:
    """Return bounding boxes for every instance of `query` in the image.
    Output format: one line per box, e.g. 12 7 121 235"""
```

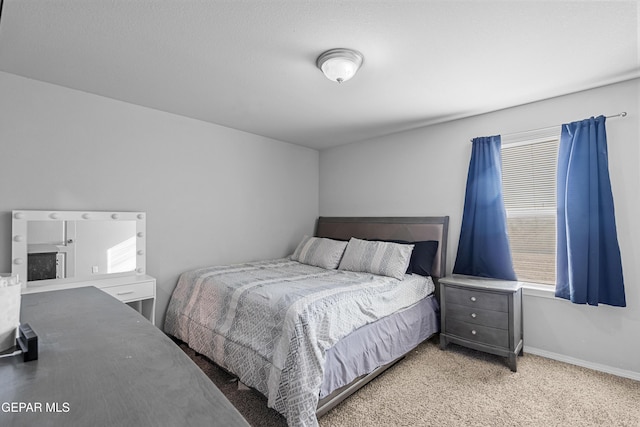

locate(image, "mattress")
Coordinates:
164 258 436 427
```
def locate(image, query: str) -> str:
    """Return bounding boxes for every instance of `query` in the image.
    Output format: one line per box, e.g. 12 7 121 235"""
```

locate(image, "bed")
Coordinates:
164 216 449 427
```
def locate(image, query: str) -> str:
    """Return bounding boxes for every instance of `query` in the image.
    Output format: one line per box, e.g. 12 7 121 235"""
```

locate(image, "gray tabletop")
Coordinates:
0 287 250 427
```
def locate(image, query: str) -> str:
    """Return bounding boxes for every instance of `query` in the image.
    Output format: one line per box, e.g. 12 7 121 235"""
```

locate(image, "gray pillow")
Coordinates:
291 236 348 269
338 237 414 280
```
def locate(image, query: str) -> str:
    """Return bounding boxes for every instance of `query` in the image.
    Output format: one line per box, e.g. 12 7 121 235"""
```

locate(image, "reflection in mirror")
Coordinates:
27 221 137 281
12 210 146 289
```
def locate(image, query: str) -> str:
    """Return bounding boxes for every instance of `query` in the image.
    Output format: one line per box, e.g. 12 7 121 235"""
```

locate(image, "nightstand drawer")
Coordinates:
100 281 155 303
445 286 508 312
445 303 509 329
446 319 509 348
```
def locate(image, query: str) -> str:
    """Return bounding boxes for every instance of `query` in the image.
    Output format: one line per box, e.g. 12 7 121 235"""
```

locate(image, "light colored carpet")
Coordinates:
181 337 640 426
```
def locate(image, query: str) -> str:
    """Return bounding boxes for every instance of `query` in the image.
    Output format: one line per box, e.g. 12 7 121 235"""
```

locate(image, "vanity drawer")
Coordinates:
445 286 508 312
446 319 509 348
100 281 155 303
445 302 509 329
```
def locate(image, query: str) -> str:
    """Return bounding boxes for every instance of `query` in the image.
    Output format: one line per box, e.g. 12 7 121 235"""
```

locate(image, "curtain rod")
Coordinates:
472 112 628 143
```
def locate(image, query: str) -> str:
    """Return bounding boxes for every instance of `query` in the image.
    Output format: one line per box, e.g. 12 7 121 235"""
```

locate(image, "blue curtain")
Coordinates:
556 116 625 307
453 136 516 280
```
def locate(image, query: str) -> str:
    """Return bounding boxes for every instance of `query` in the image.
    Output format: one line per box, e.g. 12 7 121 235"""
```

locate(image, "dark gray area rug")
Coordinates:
179 343 287 427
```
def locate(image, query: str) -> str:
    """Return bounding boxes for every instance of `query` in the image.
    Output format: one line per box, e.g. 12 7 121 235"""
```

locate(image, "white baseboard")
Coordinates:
524 346 640 381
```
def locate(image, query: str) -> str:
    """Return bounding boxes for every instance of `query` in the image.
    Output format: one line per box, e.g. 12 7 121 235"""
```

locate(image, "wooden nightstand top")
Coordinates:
440 274 522 293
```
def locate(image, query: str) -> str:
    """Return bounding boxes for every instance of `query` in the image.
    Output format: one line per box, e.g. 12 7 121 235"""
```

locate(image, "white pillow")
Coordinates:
338 237 414 280
291 236 348 269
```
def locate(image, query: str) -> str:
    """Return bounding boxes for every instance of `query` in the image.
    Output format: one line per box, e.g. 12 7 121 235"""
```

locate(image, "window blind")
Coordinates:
502 139 558 211
502 138 558 284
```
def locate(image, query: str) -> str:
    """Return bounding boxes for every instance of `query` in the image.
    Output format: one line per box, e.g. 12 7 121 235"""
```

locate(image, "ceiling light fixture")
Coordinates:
316 48 364 84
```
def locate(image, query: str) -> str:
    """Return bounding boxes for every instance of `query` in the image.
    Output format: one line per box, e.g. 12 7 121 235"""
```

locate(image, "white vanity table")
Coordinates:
11 210 156 324
20 274 157 324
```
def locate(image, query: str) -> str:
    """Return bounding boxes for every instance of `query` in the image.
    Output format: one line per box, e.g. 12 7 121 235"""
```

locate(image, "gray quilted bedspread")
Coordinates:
164 258 433 427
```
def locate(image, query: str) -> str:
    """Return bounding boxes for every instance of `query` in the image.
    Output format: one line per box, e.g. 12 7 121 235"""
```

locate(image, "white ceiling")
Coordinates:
0 1 638 150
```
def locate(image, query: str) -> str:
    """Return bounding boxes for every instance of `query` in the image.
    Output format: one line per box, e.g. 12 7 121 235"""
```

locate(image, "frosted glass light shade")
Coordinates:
316 48 363 83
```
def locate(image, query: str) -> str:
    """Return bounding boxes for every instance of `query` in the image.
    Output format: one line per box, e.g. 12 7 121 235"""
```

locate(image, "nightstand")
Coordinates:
439 274 523 371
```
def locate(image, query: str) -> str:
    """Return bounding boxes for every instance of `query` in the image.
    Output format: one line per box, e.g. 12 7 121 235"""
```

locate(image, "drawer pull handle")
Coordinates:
117 290 135 296
471 313 477 318
471 330 477 335
470 296 477 302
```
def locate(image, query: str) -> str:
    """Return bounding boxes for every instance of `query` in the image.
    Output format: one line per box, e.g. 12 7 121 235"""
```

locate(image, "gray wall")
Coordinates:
0 71 319 325
3 68 638 380
320 79 640 379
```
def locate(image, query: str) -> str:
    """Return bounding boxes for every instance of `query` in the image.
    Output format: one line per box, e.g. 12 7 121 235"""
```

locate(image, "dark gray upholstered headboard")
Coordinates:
315 216 449 280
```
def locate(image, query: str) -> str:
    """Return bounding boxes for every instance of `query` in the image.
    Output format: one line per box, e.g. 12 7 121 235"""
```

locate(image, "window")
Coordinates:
501 135 559 285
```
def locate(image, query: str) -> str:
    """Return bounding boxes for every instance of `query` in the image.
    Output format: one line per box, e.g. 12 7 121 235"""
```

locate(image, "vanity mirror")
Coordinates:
12 210 147 290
